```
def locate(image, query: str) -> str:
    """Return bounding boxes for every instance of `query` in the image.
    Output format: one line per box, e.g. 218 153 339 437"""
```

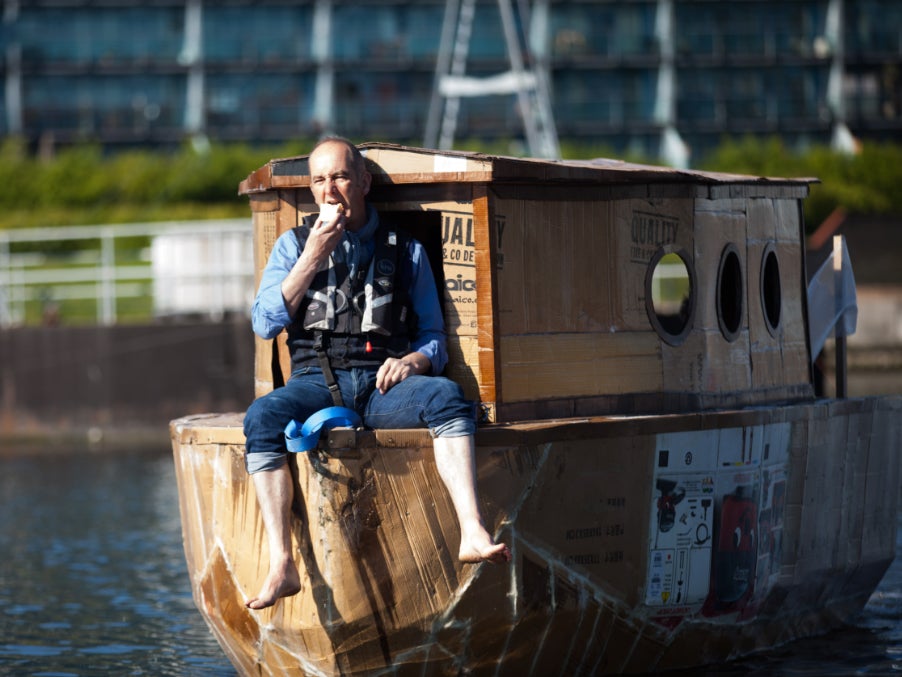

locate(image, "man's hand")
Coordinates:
376 353 431 394
304 209 346 267
281 209 345 316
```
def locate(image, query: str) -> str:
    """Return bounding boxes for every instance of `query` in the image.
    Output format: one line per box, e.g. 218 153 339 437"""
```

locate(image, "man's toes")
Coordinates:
486 543 511 564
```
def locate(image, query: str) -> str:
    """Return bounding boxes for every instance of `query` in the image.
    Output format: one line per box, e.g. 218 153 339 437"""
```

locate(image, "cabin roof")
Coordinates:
238 142 816 195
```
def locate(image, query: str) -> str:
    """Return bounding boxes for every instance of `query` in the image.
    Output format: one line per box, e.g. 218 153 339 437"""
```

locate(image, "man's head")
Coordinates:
309 137 372 232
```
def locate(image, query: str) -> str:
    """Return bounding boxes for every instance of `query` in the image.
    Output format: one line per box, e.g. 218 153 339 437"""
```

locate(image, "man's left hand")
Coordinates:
375 353 430 394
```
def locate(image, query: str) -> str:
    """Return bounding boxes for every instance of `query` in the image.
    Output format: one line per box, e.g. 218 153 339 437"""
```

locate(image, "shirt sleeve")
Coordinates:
250 231 299 339
408 241 449 376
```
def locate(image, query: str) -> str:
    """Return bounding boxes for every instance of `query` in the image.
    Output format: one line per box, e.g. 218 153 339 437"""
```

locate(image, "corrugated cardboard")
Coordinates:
241 144 816 420
172 394 902 675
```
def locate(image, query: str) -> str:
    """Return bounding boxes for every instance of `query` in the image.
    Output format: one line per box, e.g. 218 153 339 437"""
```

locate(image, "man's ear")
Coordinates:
362 170 372 196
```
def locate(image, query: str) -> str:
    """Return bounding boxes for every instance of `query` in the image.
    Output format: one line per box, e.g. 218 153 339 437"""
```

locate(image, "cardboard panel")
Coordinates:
173 398 902 676
774 196 802 242
499 332 662 401
610 197 695 332
745 200 813 391
245 146 816 414
446 335 481 405
474 188 500 411
492 196 616 335
362 144 494 183
438 203 479 337
777 240 808 341
694 198 748 334
507 434 655 605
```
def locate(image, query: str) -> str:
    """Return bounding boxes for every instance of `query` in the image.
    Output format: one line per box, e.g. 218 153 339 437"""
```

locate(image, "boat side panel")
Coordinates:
171 397 902 675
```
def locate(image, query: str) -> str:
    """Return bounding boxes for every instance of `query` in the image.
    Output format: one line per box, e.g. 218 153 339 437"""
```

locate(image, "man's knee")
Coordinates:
243 393 291 471
425 378 477 427
245 450 289 475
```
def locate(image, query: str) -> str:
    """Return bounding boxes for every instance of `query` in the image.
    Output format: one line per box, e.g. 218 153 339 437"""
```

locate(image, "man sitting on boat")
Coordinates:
242 137 511 610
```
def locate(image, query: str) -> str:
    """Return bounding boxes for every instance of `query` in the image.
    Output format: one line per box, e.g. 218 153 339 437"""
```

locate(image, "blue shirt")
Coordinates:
251 204 448 375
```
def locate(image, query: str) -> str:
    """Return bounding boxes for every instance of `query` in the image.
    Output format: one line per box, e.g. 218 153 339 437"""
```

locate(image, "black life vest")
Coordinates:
286 219 417 371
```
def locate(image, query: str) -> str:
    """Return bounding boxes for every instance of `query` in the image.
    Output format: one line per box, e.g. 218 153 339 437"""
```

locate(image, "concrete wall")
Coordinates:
0 320 255 447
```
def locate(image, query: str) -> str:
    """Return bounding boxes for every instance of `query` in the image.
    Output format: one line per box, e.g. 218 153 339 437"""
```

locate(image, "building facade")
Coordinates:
1 0 899 163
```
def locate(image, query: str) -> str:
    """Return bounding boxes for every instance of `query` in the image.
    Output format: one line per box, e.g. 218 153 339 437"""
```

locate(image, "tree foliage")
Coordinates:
1 136 900 232
697 136 902 229
0 138 309 228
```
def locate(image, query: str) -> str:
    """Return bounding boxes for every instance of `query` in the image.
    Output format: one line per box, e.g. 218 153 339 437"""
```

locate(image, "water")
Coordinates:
0 450 236 676
1 449 900 676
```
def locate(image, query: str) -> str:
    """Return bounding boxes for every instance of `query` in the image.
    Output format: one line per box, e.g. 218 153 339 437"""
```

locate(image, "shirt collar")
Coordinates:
355 203 379 242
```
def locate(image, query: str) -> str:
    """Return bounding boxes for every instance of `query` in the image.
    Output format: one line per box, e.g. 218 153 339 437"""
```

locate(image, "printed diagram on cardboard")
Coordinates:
645 423 790 624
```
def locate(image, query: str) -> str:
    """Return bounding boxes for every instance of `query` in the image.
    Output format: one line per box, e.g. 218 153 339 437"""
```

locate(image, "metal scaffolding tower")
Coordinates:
424 0 560 159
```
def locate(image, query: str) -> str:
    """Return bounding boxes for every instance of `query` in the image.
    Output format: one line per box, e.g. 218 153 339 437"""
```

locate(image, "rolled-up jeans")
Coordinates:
243 366 477 474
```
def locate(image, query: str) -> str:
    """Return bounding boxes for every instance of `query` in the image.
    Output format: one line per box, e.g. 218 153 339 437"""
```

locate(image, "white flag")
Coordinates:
807 235 858 360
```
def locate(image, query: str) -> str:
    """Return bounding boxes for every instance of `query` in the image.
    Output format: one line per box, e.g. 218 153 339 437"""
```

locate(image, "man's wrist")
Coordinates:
402 352 431 375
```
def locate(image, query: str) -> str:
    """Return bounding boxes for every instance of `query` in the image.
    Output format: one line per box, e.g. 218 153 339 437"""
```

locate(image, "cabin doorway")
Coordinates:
380 210 447 319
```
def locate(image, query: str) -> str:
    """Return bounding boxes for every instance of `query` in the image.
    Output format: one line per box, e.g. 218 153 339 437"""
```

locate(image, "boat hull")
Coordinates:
171 396 901 675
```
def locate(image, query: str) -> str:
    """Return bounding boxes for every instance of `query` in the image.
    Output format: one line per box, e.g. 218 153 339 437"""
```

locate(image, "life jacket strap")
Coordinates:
313 331 344 407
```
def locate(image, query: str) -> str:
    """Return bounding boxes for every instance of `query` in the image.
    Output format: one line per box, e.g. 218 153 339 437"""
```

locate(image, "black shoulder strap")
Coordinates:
313 331 344 407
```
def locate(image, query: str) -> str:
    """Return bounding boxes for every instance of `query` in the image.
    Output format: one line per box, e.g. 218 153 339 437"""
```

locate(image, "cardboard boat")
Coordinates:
171 144 902 675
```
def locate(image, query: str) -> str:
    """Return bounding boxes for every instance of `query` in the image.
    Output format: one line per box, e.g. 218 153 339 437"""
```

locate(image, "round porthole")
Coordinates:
760 244 781 335
646 247 695 346
717 244 743 342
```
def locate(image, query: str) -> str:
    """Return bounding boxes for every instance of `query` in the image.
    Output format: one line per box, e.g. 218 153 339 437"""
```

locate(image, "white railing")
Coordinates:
0 219 255 327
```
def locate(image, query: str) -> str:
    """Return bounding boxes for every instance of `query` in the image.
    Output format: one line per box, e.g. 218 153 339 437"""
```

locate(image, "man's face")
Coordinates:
309 141 372 231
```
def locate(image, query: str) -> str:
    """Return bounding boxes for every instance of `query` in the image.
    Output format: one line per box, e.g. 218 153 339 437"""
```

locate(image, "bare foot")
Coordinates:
459 527 512 564
245 560 301 610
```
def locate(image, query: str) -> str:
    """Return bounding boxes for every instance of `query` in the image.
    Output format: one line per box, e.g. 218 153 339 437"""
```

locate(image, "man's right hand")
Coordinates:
304 207 346 267
280 208 346 316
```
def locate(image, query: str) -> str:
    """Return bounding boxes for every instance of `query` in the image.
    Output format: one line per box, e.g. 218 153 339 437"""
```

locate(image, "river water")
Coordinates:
1 448 900 676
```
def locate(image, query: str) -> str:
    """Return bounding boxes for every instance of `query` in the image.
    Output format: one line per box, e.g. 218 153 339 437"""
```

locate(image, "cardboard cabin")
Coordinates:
239 143 814 423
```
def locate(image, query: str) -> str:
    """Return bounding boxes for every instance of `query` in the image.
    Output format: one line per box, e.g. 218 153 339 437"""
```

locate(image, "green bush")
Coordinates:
0 138 308 229
698 136 902 229
1 135 900 232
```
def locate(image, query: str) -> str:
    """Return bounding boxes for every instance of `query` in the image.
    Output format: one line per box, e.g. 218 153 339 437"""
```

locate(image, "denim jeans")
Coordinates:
243 366 477 473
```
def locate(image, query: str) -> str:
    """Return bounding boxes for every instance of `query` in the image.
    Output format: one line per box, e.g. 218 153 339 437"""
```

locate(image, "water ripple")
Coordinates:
2 450 901 676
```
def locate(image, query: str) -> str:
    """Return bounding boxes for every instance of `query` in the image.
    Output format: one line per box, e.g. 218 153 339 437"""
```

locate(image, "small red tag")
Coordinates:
365 341 373 353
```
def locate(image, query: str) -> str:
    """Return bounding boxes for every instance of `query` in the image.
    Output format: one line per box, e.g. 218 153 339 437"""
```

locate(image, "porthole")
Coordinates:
760 244 781 335
646 247 695 346
717 244 743 342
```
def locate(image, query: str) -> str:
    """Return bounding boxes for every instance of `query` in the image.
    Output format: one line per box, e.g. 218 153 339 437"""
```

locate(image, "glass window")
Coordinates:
457 92 522 135
206 73 316 131
845 65 902 122
776 65 830 120
467 4 507 61
334 71 433 138
846 0 902 56
22 75 185 136
772 2 828 57
726 69 770 122
333 4 444 63
18 7 183 65
674 1 819 59
647 249 695 346
675 3 720 57
204 5 314 64
554 69 656 126
407 5 446 59
676 68 722 124
550 2 657 59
